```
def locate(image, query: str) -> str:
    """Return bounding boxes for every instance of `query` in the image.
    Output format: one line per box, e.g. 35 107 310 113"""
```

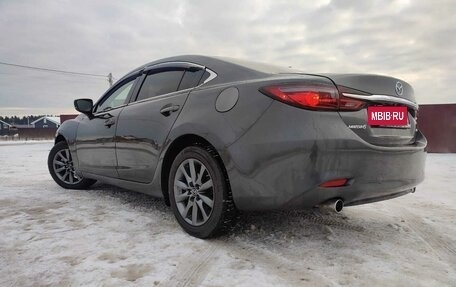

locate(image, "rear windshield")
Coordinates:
216 57 303 74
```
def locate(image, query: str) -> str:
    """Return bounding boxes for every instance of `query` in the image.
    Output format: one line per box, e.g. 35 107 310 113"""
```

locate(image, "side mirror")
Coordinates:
74 99 93 116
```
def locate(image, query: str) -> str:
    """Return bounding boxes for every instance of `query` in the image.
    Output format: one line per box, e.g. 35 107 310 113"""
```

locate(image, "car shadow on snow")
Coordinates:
81 183 389 247
86 183 170 214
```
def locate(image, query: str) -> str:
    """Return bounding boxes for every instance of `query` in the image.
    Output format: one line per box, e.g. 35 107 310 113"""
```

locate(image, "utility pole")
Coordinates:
108 73 113 87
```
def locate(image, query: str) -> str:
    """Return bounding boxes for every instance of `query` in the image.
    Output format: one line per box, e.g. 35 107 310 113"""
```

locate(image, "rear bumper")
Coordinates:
279 144 426 209
225 101 427 211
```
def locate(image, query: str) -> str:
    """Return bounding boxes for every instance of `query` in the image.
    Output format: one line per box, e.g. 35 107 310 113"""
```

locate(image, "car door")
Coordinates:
115 63 206 183
75 75 139 177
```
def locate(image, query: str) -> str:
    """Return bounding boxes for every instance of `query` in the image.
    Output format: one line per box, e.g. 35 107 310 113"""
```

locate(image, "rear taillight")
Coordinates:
338 95 366 110
260 83 365 111
319 178 348 187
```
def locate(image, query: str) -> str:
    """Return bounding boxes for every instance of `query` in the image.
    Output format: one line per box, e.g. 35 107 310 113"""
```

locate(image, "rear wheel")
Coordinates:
169 146 236 238
48 141 96 189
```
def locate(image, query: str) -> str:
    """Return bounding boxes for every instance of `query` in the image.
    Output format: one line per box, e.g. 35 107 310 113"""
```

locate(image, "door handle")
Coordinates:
104 118 115 127
160 104 180 117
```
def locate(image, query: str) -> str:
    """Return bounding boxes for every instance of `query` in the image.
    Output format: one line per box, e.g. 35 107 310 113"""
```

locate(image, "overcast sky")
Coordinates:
0 0 454 116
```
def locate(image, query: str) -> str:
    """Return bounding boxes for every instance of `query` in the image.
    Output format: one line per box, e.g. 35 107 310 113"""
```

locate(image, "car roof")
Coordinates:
119 55 301 85
147 55 294 73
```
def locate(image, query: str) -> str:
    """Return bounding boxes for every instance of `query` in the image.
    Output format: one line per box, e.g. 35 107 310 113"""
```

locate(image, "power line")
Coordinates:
0 61 109 78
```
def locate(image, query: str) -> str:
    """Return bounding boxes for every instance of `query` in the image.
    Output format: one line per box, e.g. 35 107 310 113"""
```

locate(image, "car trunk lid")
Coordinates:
324 74 418 146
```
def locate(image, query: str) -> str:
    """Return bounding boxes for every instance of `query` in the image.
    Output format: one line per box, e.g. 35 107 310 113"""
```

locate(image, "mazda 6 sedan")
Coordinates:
48 55 427 238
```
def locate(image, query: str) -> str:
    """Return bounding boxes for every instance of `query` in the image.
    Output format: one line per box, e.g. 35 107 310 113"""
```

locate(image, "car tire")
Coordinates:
168 146 237 238
48 141 96 189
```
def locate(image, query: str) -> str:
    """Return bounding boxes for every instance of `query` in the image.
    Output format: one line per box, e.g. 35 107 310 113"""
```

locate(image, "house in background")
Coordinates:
1 115 78 140
0 119 12 135
5 116 63 139
31 116 61 129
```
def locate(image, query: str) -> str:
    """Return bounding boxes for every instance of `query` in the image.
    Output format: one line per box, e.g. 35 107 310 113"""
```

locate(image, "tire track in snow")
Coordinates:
305 211 366 232
397 207 456 265
160 244 218 287
213 239 339 287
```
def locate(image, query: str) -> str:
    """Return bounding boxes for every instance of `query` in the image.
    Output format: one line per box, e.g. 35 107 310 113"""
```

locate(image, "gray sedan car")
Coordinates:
48 55 427 238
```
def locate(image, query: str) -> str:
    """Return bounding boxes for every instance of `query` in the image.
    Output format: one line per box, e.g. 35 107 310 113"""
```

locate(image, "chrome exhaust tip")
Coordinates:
320 199 344 213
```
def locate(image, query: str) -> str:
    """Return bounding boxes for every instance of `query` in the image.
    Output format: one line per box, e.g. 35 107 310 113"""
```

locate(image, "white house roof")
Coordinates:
31 116 61 126
0 120 12 126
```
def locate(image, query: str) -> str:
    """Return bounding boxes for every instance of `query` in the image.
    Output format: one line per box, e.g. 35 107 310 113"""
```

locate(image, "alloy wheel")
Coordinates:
53 148 82 185
173 158 214 226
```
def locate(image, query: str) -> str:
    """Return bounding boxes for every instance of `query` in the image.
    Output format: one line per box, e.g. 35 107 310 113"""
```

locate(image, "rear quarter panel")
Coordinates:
151 80 276 191
157 74 343 205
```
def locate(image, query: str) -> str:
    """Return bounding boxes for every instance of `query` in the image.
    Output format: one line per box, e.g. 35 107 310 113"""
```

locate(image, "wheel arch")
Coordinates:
53 119 81 169
54 119 80 145
160 134 231 206
55 134 66 144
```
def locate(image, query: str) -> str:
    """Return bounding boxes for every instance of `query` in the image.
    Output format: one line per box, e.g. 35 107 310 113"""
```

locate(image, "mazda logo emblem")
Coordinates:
395 81 403 96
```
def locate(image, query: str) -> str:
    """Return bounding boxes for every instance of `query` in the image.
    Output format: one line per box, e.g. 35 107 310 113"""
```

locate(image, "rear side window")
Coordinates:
198 70 212 85
178 69 205 90
136 70 184 101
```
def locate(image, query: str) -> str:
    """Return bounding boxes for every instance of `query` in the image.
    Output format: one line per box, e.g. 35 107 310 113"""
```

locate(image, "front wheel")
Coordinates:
169 146 237 238
48 141 96 189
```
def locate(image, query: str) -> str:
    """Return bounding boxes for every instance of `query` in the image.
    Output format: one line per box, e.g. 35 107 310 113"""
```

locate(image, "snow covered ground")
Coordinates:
0 140 54 146
1 142 455 286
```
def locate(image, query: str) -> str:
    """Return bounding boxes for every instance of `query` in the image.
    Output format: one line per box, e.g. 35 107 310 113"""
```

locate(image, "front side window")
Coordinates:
136 70 184 101
96 79 135 112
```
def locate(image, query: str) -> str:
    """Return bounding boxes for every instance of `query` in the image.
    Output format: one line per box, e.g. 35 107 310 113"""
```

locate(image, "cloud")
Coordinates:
0 0 454 115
